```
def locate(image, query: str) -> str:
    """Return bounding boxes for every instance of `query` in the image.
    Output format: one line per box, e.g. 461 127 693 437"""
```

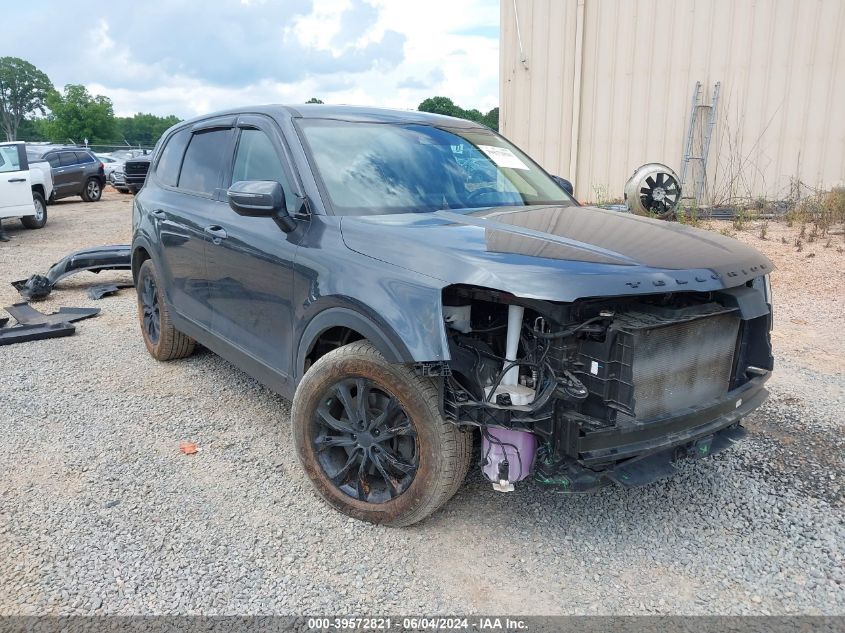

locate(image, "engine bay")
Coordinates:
440 282 774 492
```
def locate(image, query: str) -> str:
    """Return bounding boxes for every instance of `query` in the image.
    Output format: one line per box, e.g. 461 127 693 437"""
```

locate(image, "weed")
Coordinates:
786 188 845 237
591 184 611 205
681 201 702 227
759 222 768 240
795 239 803 252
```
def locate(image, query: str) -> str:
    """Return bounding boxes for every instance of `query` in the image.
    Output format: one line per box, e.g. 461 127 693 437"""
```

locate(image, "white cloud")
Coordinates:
7 0 500 119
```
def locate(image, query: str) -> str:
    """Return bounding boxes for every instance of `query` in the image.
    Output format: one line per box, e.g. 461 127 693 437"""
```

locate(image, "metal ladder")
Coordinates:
680 81 720 204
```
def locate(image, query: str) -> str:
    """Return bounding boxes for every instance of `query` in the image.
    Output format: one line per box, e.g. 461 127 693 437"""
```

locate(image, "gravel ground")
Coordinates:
0 193 843 615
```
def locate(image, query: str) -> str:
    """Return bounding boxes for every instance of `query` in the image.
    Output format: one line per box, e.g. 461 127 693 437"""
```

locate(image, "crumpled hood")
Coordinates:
340 205 774 301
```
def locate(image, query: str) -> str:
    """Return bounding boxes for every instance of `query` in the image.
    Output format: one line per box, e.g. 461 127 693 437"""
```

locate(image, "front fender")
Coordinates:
293 218 453 374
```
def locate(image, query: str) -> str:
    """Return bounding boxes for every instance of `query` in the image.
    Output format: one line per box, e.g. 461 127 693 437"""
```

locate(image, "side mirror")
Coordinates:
227 180 297 232
551 175 574 196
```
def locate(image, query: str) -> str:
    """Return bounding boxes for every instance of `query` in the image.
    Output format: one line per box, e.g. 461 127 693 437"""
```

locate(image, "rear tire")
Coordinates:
21 192 47 229
292 341 472 527
136 259 195 361
81 177 102 202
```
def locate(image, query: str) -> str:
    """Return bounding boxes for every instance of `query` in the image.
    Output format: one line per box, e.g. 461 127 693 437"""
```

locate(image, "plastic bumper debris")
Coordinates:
11 244 132 300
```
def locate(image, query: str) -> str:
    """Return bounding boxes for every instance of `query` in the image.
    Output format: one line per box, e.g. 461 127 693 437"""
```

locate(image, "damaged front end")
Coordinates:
440 280 773 493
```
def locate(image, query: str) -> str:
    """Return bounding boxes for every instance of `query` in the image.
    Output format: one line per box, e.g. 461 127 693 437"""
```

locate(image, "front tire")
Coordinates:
292 341 472 527
21 192 47 229
136 259 195 361
81 177 102 202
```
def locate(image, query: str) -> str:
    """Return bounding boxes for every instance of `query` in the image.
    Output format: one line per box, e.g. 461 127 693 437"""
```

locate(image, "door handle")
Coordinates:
204 225 228 242
7 178 26 182
151 208 166 218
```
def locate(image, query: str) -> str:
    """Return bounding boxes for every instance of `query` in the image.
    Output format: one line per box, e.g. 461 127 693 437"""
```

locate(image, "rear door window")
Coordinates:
156 128 191 188
75 152 95 164
178 129 231 195
59 152 78 167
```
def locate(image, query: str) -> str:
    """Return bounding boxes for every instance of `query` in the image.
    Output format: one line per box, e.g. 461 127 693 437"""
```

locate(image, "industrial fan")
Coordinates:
623 163 682 219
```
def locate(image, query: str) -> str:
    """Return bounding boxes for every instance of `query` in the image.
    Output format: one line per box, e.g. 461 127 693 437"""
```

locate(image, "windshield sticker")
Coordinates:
478 145 529 170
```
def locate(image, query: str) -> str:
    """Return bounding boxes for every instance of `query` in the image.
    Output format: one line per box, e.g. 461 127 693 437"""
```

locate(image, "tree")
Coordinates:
0 57 54 141
115 113 181 146
305 97 324 104
482 107 499 131
418 96 462 118
418 96 499 131
15 116 50 141
45 84 115 145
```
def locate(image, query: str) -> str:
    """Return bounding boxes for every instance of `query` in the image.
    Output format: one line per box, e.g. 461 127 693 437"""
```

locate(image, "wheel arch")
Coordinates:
295 306 413 384
131 240 155 284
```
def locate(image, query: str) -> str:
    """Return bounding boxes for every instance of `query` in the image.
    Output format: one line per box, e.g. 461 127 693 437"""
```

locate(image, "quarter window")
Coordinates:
156 128 191 188
178 129 231 195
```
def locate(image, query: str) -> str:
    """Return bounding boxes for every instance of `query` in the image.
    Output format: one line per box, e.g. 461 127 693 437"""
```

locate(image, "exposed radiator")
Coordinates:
574 304 740 422
625 312 739 419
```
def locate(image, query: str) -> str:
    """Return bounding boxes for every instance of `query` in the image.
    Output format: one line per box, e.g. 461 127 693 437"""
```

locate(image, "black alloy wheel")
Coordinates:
141 274 160 345
292 340 472 526
136 259 195 361
312 377 418 503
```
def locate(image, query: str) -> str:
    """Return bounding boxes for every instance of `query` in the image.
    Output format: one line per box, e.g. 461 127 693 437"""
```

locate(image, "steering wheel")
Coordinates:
465 187 500 205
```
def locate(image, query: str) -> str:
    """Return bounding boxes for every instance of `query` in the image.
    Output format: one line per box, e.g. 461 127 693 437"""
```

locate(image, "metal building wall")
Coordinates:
500 0 845 203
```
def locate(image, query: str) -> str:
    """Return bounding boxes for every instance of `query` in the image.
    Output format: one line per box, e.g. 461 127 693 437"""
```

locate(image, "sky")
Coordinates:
5 0 500 119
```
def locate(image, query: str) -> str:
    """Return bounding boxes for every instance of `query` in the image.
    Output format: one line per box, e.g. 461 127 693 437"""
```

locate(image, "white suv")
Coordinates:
0 141 53 230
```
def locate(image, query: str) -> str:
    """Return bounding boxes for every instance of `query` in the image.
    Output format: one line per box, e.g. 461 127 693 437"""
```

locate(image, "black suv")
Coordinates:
124 154 152 193
132 105 774 526
26 146 106 202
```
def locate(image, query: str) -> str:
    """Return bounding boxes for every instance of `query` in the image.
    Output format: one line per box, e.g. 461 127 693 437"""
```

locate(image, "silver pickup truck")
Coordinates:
0 141 53 230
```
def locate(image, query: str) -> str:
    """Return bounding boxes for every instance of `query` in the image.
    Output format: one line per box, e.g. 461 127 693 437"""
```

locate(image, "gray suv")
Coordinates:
25 146 106 202
132 105 774 527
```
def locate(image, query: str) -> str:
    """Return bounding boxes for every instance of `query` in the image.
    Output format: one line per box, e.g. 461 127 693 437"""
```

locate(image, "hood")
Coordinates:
339 205 774 302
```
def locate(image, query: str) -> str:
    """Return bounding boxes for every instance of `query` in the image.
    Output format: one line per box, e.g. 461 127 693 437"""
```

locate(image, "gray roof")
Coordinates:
178 104 486 130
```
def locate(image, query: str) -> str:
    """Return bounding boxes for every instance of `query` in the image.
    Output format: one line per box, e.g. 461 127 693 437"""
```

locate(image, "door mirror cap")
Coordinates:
551 175 574 196
227 180 285 217
227 180 297 232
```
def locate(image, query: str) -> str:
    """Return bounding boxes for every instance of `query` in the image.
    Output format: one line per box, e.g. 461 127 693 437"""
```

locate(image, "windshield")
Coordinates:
298 120 574 215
